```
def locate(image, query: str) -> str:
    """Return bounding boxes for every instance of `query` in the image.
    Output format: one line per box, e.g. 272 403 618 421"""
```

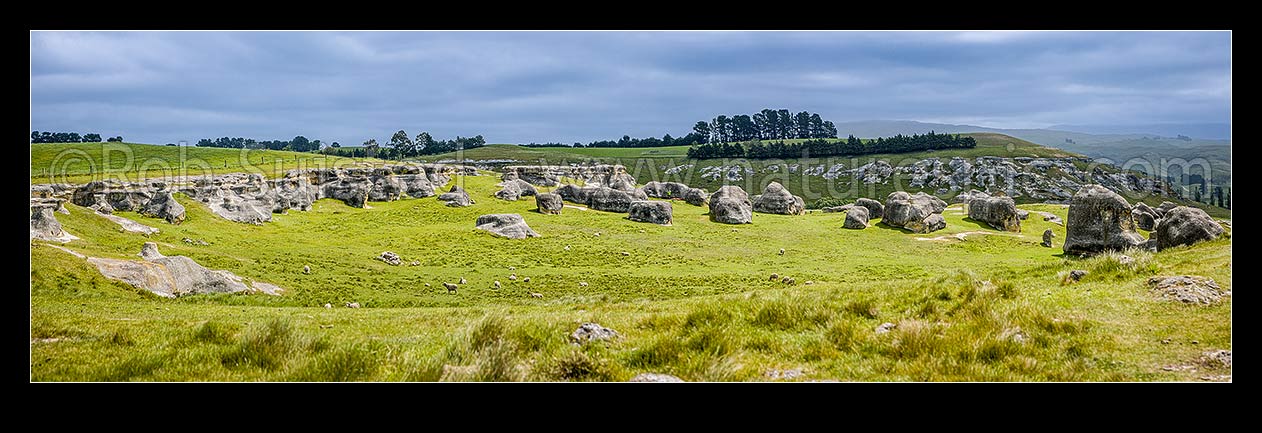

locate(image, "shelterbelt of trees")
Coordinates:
687 131 977 159
31 131 121 143
523 108 840 149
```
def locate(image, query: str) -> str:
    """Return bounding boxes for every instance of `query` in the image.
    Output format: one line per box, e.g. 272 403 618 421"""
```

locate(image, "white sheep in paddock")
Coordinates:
529 292 544 299
493 281 502 289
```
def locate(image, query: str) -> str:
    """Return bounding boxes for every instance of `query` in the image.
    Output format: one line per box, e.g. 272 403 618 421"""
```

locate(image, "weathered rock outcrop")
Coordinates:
752 182 805 215
1042 229 1055 247
475 213 540 239
1153 206 1224 251
83 242 281 297
438 185 474 207
536 193 563 214
97 211 160 235
628 200 673 225
642 181 691 199
493 179 538 201
141 191 186 224
1147 276 1229 305
1132 202 1159 231
844 206 869 229
854 198 884 219
588 187 637 212
501 165 635 190
708 185 753 224
883 191 947 233
1063 184 1145 255
683 187 709 206
967 193 1021 232
30 207 77 242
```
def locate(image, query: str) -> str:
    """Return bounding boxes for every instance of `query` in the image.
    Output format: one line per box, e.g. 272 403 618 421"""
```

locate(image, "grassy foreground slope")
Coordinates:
31 170 1231 381
30 142 382 185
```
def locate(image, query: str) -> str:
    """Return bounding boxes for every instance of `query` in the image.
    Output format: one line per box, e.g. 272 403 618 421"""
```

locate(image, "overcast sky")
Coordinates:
30 31 1231 145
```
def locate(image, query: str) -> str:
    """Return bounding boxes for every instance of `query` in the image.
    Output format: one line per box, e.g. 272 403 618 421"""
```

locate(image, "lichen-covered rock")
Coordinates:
843 206 869 229
536 193 563 215
570 322 618 344
854 197 884 219
322 177 371 208
628 200 672 225
1147 276 1228 305
140 191 186 224
475 213 540 239
379 251 402 266
883 191 947 233
438 185 474 207
1063 184 1145 255
1153 206 1224 251
709 185 753 224
967 195 1021 232
683 187 709 206
587 187 636 213
752 182 805 215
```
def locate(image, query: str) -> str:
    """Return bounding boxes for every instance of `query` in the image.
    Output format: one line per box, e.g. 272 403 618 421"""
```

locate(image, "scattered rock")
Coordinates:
1063 185 1145 255
843 206 870 229
438 185 474 207
1117 255 1135 266
1000 327 1027 344
709 185 753 224
752 182 805 215
764 368 805 380
1067 269 1088 282
967 194 1021 232
1147 276 1229 305
875 322 896 334
627 200 673 225
854 197 885 219
883 191 948 233
682 187 709 206
97 211 160 235
535 193 563 215
1200 350 1232 369
475 213 540 239
379 251 401 266
629 373 684 382
570 322 618 344
1041 229 1055 248
1153 206 1225 251
804 280 814 285
182 237 209 246
1037 211 1064 225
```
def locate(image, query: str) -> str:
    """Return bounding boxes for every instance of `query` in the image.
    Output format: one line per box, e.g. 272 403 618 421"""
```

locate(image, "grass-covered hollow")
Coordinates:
30 147 1231 381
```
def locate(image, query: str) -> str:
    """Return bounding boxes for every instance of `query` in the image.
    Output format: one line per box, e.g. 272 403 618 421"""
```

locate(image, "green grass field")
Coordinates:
30 142 383 185
30 161 1232 381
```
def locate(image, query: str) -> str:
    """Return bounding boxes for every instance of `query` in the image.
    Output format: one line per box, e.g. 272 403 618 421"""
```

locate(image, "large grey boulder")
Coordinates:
30 207 76 242
883 191 947 233
843 206 869 229
642 181 690 199
396 167 437 198
272 175 318 211
683 187 709 206
494 181 524 201
571 323 618 344
628 200 673 225
1132 202 1159 231
87 242 281 298
536 193 563 214
708 185 753 224
854 198 884 219
555 184 594 205
967 195 1021 232
140 191 186 224
752 182 805 215
322 177 371 208
1153 206 1224 251
588 187 636 213
366 168 403 202
475 213 540 239
1063 184 1145 255
438 185 474 207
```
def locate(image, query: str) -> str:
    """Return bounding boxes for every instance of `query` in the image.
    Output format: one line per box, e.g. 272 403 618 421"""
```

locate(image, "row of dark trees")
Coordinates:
196 136 326 152
693 109 838 144
522 133 707 149
314 131 487 159
31 131 115 143
686 131 977 159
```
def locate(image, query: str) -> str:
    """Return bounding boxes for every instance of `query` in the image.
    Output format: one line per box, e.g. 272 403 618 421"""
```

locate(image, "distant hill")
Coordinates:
1049 123 1231 140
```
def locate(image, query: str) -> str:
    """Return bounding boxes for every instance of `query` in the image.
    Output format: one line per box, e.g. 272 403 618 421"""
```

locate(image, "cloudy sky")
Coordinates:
30 31 1231 145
